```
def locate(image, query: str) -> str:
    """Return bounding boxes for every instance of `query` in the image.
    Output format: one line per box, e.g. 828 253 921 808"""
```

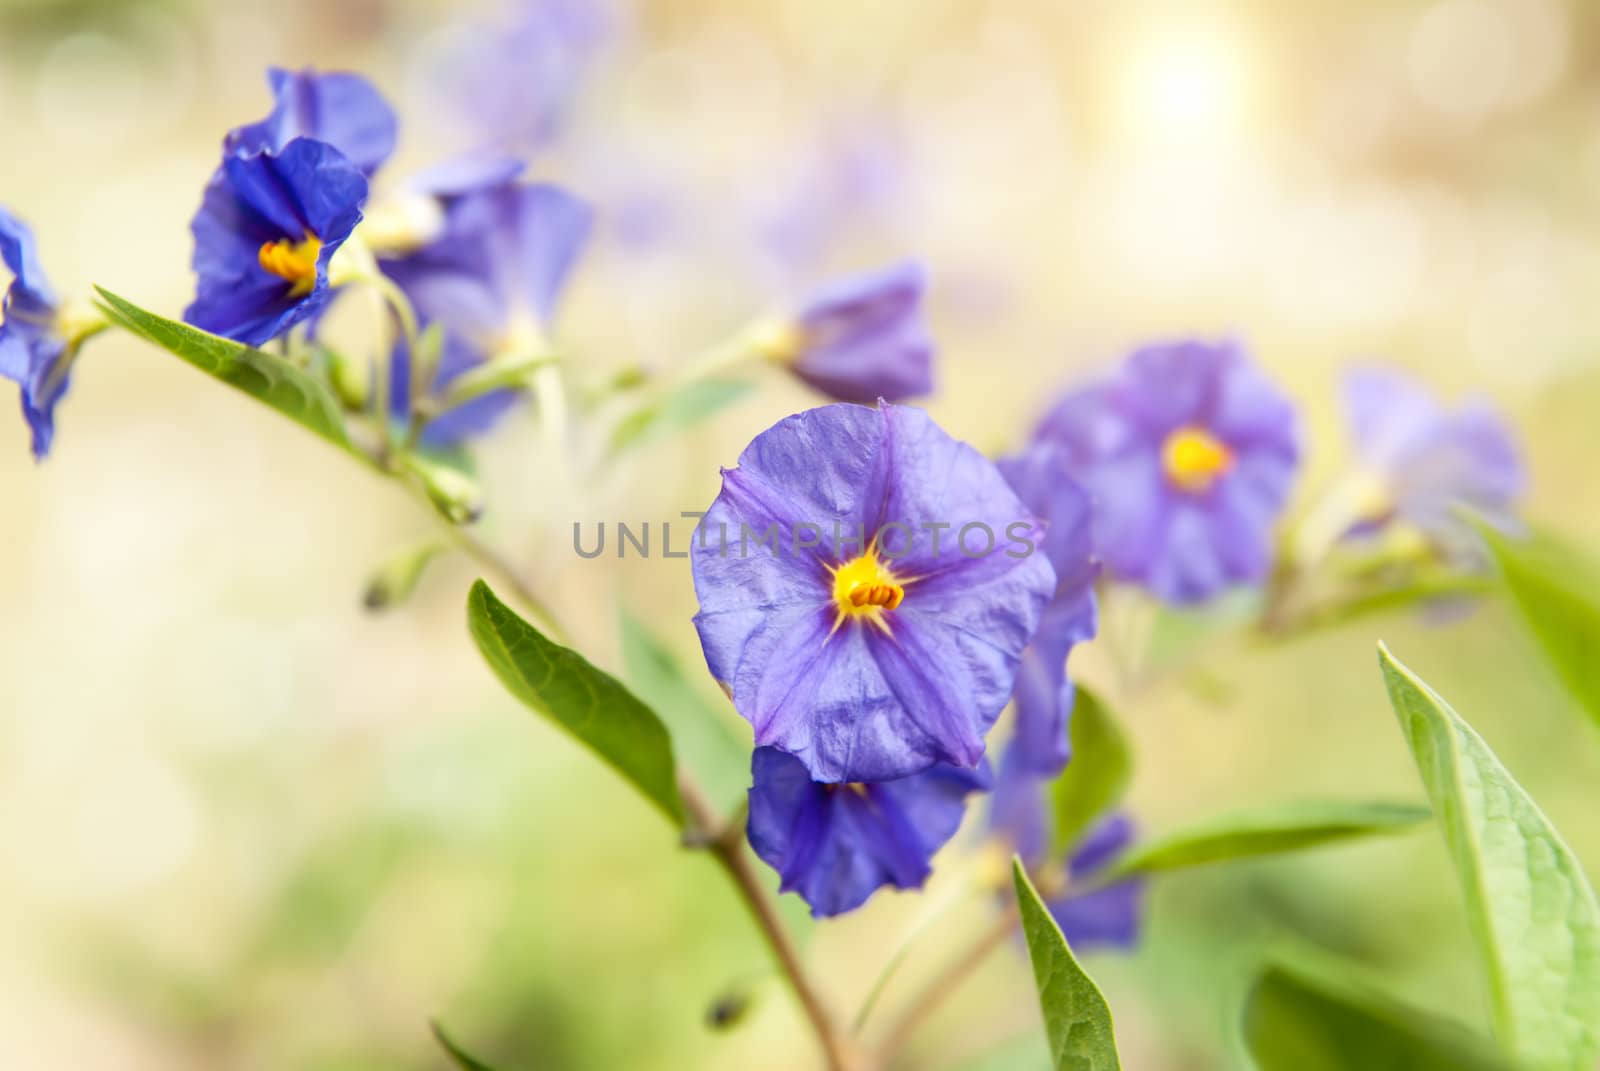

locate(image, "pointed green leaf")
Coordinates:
1245 957 1518 1071
1481 525 1600 731
95 287 354 453
1051 688 1133 855
1102 800 1429 881
467 581 685 828
432 1021 502 1071
1012 858 1122 1071
1379 645 1600 1070
619 608 751 812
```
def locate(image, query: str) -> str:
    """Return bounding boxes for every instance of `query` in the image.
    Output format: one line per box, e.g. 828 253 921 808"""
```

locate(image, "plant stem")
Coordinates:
431 509 570 645
678 775 860 1071
871 906 1018 1067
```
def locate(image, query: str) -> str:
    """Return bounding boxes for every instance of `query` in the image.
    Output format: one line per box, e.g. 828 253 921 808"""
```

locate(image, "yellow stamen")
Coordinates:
826 549 906 639
257 233 323 297
1162 425 1234 493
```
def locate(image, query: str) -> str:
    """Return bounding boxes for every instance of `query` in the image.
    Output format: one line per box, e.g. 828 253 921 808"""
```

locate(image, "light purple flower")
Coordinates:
1036 338 1299 604
996 445 1098 777
1341 367 1524 544
747 747 991 918
760 262 934 404
691 402 1056 783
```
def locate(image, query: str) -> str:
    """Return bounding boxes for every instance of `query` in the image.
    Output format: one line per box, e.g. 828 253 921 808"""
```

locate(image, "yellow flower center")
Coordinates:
1162 425 1234 493
257 233 323 296
827 550 905 638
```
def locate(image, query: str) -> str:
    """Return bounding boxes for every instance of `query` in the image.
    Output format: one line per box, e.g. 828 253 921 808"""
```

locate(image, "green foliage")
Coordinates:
1012 858 1123 1071
609 378 753 456
1051 687 1133 855
619 608 751 812
1379 645 1600 1070
1244 956 1518 1071
94 287 355 453
1104 800 1430 881
466 581 686 828
1481 525 1600 732
433 1021 504 1071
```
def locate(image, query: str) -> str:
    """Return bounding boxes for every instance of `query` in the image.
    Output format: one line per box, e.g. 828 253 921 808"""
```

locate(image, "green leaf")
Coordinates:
1244 956 1518 1071
467 580 685 828
609 378 753 456
619 608 751 812
1012 858 1122 1071
95 287 354 453
1051 688 1133 855
1481 525 1600 731
1379 644 1600 1070
432 1021 502 1071
1102 800 1430 881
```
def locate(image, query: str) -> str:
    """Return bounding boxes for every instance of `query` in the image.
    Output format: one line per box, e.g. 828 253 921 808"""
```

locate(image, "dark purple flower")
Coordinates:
691 401 1056 783
1036 338 1299 604
1340 367 1524 545
0 207 99 459
225 67 398 177
996 445 1098 777
186 138 368 346
758 262 934 405
380 181 592 444
747 746 991 918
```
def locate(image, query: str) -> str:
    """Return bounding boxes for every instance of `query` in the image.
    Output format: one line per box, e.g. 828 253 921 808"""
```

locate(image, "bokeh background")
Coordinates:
3 0 1599 1067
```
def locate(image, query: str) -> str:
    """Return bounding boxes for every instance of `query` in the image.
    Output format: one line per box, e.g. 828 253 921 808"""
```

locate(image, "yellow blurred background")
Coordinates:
2 0 1599 1067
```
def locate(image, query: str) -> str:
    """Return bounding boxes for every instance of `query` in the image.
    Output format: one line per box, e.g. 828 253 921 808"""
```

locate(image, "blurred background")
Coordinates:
3 0 1600 1067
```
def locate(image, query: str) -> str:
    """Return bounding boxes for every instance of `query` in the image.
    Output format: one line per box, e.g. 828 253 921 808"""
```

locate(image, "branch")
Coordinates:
678 774 863 1071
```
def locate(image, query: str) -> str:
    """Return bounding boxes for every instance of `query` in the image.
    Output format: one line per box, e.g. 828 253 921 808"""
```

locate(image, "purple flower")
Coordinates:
418 0 620 153
756 262 934 405
691 401 1056 783
1036 339 1299 604
989 760 1144 951
380 182 592 444
747 746 991 918
186 138 368 346
996 446 1098 777
1341 367 1524 545
225 67 398 177
1045 814 1145 951
0 207 102 459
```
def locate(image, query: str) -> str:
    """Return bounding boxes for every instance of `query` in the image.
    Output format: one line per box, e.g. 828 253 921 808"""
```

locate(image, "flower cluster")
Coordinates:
692 335 1524 935
1 51 1533 985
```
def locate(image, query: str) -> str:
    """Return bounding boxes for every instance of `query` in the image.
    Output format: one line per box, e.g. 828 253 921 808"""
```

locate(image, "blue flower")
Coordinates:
186 138 368 346
225 66 397 177
691 401 1056 784
1341 367 1524 547
756 262 934 405
747 746 992 918
1035 338 1300 604
380 181 593 444
996 445 1098 777
0 207 101 459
